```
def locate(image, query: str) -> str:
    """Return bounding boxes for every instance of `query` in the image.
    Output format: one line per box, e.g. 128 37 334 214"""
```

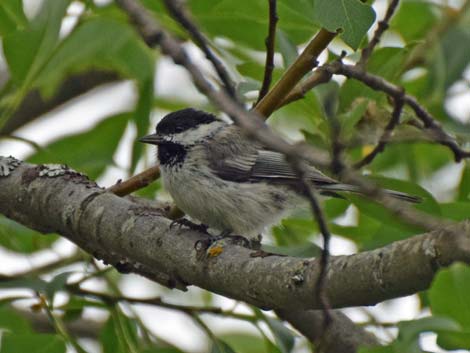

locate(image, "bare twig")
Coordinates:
358 0 401 67
162 0 237 99
354 93 405 169
325 61 470 162
107 165 160 196
69 285 256 321
255 0 278 104
289 160 332 327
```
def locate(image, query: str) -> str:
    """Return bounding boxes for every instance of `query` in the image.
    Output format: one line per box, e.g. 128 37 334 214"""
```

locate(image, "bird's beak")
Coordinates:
139 133 164 145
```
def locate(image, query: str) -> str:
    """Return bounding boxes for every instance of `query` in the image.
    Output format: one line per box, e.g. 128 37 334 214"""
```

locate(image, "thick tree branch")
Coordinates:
1 160 470 312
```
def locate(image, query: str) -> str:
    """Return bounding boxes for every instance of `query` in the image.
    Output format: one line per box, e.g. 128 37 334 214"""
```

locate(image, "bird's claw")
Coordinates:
194 233 251 253
170 218 209 234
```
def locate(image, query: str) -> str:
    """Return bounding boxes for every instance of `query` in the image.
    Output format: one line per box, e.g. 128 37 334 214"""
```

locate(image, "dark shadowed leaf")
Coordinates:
45 272 75 305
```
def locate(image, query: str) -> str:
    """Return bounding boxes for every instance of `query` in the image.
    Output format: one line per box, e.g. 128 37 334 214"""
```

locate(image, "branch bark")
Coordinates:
1 159 470 311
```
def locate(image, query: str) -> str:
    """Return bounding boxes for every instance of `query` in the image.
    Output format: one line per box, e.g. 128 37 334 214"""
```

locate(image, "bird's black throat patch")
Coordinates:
158 142 187 167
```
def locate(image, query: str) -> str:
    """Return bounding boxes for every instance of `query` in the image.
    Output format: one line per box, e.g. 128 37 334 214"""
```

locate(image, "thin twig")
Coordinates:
162 0 237 99
69 285 256 321
289 160 332 327
107 165 160 196
354 93 405 169
255 0 278 105
358 0 401 67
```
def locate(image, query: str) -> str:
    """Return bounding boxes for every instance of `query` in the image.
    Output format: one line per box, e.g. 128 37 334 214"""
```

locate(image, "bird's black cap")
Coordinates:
156 108 217 135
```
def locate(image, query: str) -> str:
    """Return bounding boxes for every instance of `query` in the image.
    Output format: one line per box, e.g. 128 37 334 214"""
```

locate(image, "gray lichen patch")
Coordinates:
0 156 21 177
38 164 82 177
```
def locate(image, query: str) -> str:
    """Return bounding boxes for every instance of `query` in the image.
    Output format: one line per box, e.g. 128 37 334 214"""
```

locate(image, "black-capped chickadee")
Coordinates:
140 108 419 239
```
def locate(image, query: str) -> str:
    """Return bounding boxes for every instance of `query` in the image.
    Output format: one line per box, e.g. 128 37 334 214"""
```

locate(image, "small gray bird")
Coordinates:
140 108 419 239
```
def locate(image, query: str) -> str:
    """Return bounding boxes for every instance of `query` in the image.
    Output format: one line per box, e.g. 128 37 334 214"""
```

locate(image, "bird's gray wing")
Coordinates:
205 126 337 185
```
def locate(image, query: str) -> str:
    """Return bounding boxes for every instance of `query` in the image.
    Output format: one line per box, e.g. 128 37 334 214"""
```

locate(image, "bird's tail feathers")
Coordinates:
319 183 422 203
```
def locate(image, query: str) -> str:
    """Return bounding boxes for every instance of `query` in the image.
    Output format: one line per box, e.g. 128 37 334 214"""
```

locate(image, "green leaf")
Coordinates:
360 317 462 353
0 215 58 253
390 1 438 42
0 333 66 353
397 316 461 342
28 113 130 179
429 263 470 350
100 308 140 353
218 333 268 353
0 0 27 35
272 217 317 246
457 161 470 201
276 29 298 68
263 317 295 353
339 99 368 138
142 349 186 353
441 202 470 221
3 0 71 85
340 47 406 111
131 79 154 173
211 339 237 353
313 0 376 49
439 26 470 88
0 306 33 333
35 17 154 97
184 0 318 50
0 278 47 292
45 272 74 305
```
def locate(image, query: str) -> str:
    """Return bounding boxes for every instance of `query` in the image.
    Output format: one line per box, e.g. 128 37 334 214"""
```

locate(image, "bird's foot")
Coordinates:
194 231 253 255
170 218 209 234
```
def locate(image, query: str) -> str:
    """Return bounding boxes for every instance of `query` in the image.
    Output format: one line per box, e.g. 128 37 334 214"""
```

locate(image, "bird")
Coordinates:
139 108 420 240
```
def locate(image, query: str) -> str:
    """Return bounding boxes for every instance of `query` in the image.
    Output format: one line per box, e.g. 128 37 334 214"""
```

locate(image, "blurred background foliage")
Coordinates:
0 0 470 352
